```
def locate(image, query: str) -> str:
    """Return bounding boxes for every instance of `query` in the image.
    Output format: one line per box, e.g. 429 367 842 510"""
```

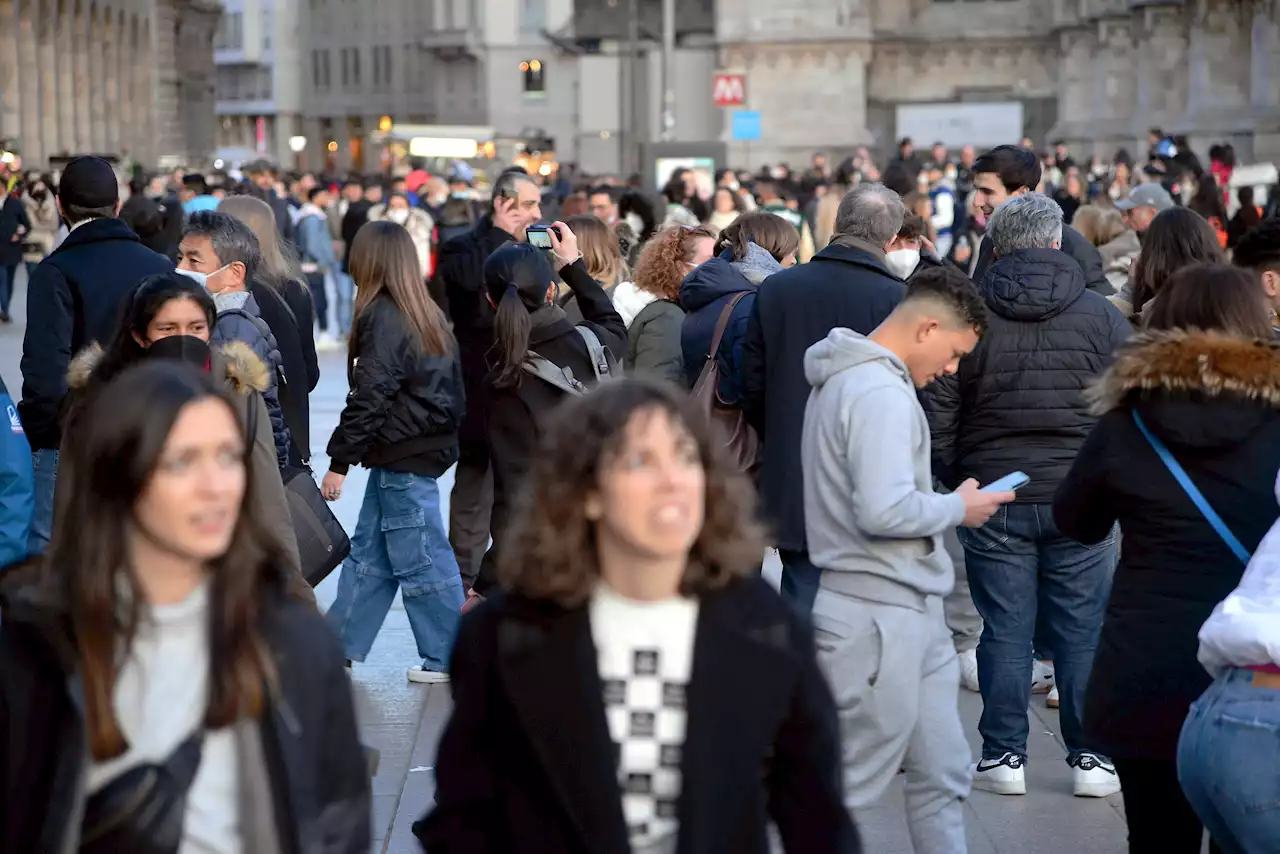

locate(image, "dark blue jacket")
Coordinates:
212 290 292 466
18 218 173 450
0 375 33 566
678 251 759 403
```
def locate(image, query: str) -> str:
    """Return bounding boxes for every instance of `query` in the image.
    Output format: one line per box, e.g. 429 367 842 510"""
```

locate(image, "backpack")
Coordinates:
522 326 619 396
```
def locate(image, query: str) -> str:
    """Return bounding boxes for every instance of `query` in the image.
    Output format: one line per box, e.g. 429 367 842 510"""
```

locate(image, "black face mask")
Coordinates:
146 334 213 371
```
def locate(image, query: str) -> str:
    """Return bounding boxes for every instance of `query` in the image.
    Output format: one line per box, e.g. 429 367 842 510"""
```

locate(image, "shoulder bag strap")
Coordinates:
574 326 613 382
1132 410 1251 565
706 290 751 360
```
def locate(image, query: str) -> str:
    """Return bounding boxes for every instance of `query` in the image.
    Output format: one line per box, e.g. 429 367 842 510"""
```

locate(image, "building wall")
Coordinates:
0 0 213 168
214 0 303 164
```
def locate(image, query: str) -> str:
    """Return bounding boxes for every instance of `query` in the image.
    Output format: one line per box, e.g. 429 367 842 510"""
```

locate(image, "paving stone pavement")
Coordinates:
0 271 1140 854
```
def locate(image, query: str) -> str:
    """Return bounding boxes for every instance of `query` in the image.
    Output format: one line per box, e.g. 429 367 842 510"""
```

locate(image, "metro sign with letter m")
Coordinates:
713 72 746 107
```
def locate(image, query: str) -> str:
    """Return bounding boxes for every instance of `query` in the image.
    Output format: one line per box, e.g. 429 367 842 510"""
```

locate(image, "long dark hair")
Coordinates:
483 242 557 389
719 210 800 263
1144 263 1273 339
1187 174 1228 224
348 220 455 366
96 272 217 385
1130 207 1223 314
46 361 295 760
498 378 766 606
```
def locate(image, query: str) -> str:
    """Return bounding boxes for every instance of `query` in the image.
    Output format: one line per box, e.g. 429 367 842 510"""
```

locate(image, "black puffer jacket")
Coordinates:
326 294 465 477
927 248 1131 503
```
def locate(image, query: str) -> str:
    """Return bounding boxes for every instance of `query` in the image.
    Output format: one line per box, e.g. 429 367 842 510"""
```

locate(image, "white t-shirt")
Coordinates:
588 581 699 854
86 580 242 854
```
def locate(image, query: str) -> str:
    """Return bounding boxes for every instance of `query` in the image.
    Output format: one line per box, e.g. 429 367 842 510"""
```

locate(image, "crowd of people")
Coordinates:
0 129 1277 854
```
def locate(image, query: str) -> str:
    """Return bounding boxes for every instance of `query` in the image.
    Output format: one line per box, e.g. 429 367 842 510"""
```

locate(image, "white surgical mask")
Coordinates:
387 208 410 224
884 248 921 280
176 263 231 293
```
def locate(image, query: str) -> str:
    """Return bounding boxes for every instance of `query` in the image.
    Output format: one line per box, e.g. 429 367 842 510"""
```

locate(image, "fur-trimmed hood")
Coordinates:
66 339 271 395
1089 329 1280 451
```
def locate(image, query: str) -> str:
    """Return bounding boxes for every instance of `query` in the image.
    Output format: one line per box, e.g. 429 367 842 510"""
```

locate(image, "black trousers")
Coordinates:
1114 757 1222 854
449 439 493 591
306 271 328 332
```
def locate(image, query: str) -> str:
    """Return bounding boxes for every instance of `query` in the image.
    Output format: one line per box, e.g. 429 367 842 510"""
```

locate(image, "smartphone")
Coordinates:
526 224 558 250
981 471 1029 493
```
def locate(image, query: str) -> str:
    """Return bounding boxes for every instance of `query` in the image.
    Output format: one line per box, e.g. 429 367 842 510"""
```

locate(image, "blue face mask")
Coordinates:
176 264 230 293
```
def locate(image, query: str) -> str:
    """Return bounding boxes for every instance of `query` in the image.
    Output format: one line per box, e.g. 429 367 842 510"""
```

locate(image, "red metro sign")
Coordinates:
713 72 746 107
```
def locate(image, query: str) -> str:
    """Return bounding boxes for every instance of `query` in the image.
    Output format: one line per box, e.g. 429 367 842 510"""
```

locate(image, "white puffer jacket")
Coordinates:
1198 469 1280 675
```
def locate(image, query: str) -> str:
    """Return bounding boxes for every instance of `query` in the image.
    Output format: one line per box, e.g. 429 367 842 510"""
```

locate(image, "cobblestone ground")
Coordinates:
1 272 1140 854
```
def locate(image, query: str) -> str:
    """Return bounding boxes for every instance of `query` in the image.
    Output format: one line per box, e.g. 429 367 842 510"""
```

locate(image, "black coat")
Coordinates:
326 294 465 478
0 574 371 853
252 278 319 466
432 216 516 445
476 261 627 594
18 218 174 450
1054 331 1280 760
416 577 860 854
0 194 32 267
927 248 1131 503
340 199 373 273
972 224 1113 296
740 241 904 551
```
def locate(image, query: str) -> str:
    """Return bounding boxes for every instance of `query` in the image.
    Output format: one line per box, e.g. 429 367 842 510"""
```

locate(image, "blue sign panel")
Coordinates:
731 110 762 142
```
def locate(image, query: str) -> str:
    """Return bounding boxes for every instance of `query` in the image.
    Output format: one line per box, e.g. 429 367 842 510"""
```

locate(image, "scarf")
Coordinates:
827 233 889 263
730 241 785 285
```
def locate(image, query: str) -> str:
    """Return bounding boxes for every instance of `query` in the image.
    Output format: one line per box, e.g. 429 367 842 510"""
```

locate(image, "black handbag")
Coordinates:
283 464 351 587
79 732 204 854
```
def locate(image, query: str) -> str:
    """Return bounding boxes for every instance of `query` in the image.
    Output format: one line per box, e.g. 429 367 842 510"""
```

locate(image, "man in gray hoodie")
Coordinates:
802 267 1013 854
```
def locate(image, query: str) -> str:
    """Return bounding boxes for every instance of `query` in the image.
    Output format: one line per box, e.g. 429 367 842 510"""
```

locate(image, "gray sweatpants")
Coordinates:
942 526 983 654
811 588 972 854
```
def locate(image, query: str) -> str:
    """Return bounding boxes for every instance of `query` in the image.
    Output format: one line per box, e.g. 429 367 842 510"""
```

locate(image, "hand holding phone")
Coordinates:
981 471 1029 493
955 476 1018 528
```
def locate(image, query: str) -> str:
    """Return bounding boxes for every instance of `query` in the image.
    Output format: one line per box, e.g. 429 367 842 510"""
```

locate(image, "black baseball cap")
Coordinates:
58 156 119 208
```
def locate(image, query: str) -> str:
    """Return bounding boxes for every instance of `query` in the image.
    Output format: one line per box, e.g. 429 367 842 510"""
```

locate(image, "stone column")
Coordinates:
103 11 118 154
56 0 75 154
1095 14 1138 156
17 0 41 163
0 0 20 143
139 19 154 165
1247 0 1280 162
73 0 89 155
37 0 57 159
1179 0 1251 148
1132 3 1189 144
88 7 105 152
1049 25 1096 152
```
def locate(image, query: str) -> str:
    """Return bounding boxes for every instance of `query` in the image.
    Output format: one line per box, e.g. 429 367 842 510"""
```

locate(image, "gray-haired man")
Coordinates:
927 192 1130 799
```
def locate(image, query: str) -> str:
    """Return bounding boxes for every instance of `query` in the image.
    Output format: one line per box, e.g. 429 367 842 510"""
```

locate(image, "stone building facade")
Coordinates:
717 0 1280 166
0 0 221 168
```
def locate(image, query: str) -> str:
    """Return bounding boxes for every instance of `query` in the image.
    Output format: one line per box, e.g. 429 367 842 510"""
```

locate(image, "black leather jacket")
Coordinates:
326 294 466 477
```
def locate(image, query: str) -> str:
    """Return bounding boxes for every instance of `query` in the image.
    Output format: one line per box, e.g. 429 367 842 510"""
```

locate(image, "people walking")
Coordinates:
804 267 1012 854
1055 264 1280 853
0 360 369 853
928 192 1130 798
19 155 173 554
740 184 906 610
0 175 31 323
321 220 467 683
419 379 859 854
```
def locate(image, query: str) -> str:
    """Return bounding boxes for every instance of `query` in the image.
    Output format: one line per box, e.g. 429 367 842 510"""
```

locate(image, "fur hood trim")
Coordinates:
1088 329 1280 415
65 339 269 395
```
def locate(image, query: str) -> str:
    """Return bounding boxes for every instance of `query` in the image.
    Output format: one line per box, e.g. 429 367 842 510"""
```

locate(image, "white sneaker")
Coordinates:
971 752 1027 796
407 666 450 684
1031 659 1055 694
1046 685 1060 708
316 332 342 352
1070 752 1121 798
957 649 980 692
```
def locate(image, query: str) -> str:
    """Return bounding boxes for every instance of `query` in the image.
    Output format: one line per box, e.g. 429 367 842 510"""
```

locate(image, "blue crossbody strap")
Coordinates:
1132 410 1251 565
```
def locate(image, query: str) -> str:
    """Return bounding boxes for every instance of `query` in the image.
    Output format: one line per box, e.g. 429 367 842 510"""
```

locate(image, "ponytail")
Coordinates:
492 288 532 388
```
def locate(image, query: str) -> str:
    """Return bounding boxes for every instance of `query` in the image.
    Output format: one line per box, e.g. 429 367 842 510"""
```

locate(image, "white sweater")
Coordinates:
1198 470 1280 675
86 580 242 854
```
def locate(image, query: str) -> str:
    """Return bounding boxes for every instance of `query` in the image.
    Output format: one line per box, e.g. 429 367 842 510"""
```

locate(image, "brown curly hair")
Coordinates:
632 225 715 301
497 378 767 607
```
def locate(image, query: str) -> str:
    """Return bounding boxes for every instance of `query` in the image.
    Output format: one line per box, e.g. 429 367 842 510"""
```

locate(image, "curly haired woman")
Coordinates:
610 225 715 384
417 378 858 854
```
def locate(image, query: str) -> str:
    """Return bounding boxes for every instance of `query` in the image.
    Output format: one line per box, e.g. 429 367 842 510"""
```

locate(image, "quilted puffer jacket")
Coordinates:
926 247 1131 503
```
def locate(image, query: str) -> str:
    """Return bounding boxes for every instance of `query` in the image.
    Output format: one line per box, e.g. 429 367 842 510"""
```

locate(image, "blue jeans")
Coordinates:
326 469 464 670
778 549 820 613
27 449 58 554
958 502 1115 759
331 271 354 334
0 263 16 314
1178 669 1280 854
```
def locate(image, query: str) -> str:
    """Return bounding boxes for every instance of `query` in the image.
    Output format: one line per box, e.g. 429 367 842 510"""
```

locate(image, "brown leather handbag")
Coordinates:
690 291 761 474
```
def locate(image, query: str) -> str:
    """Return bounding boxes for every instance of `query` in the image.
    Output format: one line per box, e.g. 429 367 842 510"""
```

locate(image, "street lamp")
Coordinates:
289 135 307 170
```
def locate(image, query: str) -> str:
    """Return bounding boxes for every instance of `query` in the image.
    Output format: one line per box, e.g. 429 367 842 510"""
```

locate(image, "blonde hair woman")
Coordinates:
560 214 629 324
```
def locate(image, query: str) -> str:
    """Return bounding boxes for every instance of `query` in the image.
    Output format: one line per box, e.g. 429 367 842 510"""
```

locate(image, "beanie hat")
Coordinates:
58 156 119 209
